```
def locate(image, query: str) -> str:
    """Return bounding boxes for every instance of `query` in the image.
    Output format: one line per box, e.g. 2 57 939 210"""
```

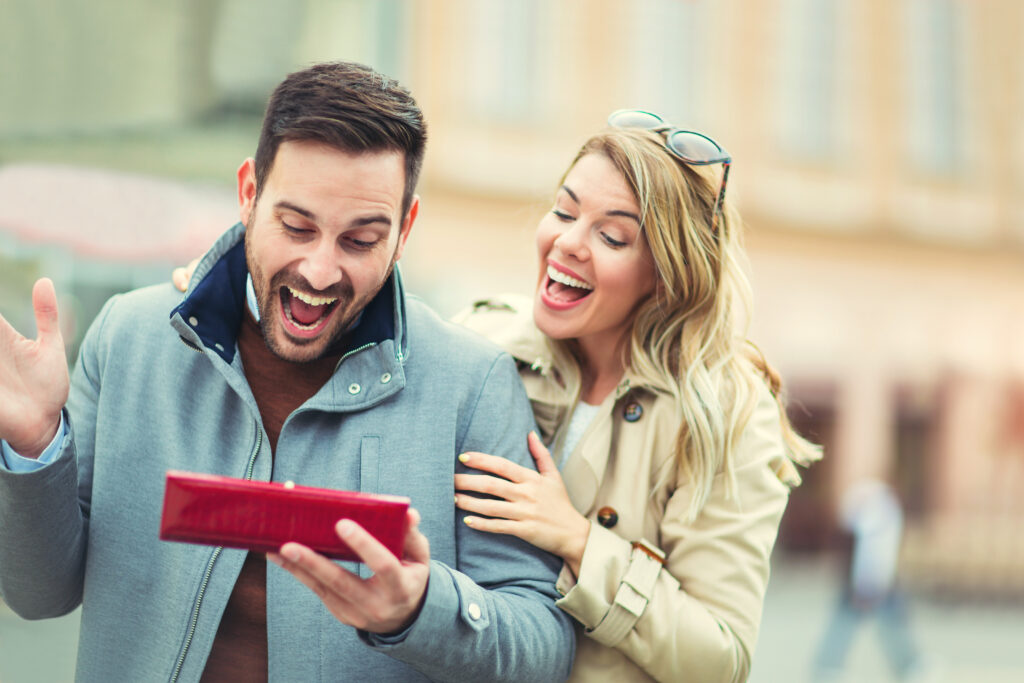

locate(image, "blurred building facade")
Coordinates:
407 0 1024 598
3 0 1023 597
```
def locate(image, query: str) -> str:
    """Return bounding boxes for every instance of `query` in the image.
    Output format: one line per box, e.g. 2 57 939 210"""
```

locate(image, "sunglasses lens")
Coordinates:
608 109 664 130
667 131 724 164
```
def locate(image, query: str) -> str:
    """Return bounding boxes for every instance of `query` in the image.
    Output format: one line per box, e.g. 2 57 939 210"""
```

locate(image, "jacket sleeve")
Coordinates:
362 352 576 682
554 389 793 683
0 296 115 619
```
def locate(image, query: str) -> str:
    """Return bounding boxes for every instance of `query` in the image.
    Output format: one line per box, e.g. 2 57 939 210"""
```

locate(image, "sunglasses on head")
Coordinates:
607 109 731 233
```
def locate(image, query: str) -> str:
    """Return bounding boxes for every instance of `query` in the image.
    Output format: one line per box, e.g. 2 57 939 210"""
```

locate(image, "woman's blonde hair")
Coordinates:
546 128 821 519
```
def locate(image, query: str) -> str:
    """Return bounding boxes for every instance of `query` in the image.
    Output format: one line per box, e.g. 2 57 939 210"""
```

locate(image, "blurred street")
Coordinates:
2 555 1022 682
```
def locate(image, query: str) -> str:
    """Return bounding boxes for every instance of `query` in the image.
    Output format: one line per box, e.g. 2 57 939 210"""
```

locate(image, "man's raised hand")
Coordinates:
0 278 69 457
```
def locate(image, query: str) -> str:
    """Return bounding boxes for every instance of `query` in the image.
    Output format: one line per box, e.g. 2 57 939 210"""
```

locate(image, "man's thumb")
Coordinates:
32 278 62 343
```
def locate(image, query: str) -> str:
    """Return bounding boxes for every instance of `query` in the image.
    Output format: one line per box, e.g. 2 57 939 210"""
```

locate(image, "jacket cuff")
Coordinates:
359 560 492 651
555 523 666 647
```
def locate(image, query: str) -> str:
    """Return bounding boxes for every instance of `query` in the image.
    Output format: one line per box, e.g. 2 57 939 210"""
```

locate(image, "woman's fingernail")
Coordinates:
464 517 475 527
458 453 470 464
283 546 301 563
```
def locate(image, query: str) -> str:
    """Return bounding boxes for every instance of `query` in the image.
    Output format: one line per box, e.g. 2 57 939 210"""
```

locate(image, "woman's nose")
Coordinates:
553 222 589 260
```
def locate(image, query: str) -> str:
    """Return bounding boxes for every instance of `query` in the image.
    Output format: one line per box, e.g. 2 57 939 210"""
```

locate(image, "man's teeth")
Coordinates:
287 286 337 306
547 265 593 290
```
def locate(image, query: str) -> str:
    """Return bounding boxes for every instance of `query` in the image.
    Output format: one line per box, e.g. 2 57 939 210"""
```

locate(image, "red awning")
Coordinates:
0 163 236 263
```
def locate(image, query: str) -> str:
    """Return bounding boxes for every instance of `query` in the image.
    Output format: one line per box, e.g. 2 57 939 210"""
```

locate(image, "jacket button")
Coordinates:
623 402 643 422
597 506 618 528
380 372 392 384
188 316 199 327
467 603 482 620
348 383 361 395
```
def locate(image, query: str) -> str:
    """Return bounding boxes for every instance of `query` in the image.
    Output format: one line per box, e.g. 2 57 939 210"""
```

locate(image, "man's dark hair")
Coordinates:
254 61 427 218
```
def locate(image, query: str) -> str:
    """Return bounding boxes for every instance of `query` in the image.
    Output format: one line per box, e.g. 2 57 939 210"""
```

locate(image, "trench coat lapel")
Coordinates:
562 406 613 516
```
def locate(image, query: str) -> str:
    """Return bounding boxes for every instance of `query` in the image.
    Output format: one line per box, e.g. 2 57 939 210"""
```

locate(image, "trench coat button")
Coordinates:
188 316 199 327
467 603 482 620
623 402 643 422
348 383 361 395
380 372 392 384
597 506 618 528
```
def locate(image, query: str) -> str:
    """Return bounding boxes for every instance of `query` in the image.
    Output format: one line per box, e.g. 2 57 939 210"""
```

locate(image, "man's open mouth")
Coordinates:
280 286 340 332
544 264 593 304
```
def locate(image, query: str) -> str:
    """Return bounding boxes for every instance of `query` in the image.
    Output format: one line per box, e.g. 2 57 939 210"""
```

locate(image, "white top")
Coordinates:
558 401 601 468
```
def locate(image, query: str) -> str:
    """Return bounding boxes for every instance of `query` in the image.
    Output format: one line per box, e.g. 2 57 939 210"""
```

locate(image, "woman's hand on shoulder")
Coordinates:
171 258 200 292
454 432 590 575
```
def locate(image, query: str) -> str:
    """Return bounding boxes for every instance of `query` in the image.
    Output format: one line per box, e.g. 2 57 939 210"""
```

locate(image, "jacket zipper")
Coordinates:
169 423 263 682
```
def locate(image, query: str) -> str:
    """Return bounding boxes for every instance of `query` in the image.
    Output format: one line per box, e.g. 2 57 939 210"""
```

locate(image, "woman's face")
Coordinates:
533 153 658 353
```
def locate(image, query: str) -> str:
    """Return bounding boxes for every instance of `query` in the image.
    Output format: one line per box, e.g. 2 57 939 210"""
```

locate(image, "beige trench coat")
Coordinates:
458 298 802 683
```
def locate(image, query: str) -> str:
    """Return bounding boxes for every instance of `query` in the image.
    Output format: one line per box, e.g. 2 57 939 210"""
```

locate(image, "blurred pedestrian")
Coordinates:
813 479 931 681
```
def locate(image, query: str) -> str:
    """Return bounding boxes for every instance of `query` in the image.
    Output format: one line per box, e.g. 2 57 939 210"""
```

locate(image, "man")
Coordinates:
0 62 574 681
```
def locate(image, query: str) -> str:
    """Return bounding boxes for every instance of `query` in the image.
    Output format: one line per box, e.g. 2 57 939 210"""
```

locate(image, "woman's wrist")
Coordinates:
563 515 591 578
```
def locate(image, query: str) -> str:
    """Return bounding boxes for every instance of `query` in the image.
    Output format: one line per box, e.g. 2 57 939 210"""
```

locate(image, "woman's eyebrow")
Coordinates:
607 209 641 224
561 185 640 223
560 185 580 204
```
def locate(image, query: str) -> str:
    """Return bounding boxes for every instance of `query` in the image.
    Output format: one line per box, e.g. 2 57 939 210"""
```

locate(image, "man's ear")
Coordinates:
393 196 420 262
237 158 257 226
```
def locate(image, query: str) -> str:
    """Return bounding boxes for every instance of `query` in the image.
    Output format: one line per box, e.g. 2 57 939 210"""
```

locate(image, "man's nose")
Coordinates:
297 240 343 291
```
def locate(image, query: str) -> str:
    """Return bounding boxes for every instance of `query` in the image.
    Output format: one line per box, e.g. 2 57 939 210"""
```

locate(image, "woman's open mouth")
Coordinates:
541 264 593 310
279 286 340 336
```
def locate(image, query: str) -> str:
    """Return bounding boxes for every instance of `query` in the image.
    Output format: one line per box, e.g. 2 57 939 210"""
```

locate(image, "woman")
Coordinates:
450 111 820 682
173 111 820 682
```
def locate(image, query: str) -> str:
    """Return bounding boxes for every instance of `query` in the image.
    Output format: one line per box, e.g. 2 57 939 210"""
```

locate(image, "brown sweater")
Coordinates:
200 313 341 682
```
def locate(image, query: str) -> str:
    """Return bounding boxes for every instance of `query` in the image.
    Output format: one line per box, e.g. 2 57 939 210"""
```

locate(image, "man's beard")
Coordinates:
244 233 397 363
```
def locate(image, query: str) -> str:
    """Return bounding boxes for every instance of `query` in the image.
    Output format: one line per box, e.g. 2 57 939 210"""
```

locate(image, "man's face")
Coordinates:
238 140 417 363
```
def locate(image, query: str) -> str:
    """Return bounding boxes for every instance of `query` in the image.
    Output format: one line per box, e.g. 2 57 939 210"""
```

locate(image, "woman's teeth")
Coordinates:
547 265 593 290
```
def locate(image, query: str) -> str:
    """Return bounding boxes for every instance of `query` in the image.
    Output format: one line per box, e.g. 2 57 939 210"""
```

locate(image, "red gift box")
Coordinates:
159 470 410 561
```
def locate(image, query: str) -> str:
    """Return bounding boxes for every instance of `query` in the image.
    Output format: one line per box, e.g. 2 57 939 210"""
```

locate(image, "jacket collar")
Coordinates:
489 306 675 402
170 222 406 365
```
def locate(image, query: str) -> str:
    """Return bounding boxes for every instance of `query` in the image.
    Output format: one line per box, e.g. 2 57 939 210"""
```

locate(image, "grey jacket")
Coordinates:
0 223 575 682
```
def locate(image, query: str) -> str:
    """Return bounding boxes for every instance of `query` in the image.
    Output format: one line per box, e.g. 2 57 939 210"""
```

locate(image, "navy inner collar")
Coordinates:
171 240 396 363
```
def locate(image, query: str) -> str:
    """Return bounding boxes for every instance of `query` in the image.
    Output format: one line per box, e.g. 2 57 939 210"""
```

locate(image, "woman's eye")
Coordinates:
601 232 627 248
552 209 575 222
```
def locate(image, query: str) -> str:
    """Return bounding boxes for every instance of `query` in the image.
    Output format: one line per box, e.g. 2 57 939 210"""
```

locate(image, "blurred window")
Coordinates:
213 0 413 110
625 0 710 126
776 0 848 163
464 0 551 124
903 0 966 176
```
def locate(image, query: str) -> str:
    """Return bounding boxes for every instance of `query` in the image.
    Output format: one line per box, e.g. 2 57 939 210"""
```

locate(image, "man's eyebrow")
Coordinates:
275 203 391 227
275 201 316 220
352 214 392 227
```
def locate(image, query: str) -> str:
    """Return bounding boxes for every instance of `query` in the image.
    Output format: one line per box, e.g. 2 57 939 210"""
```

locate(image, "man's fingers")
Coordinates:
31 278 62 345
402 509 430 564
276 542 361 598
335 519 399 575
